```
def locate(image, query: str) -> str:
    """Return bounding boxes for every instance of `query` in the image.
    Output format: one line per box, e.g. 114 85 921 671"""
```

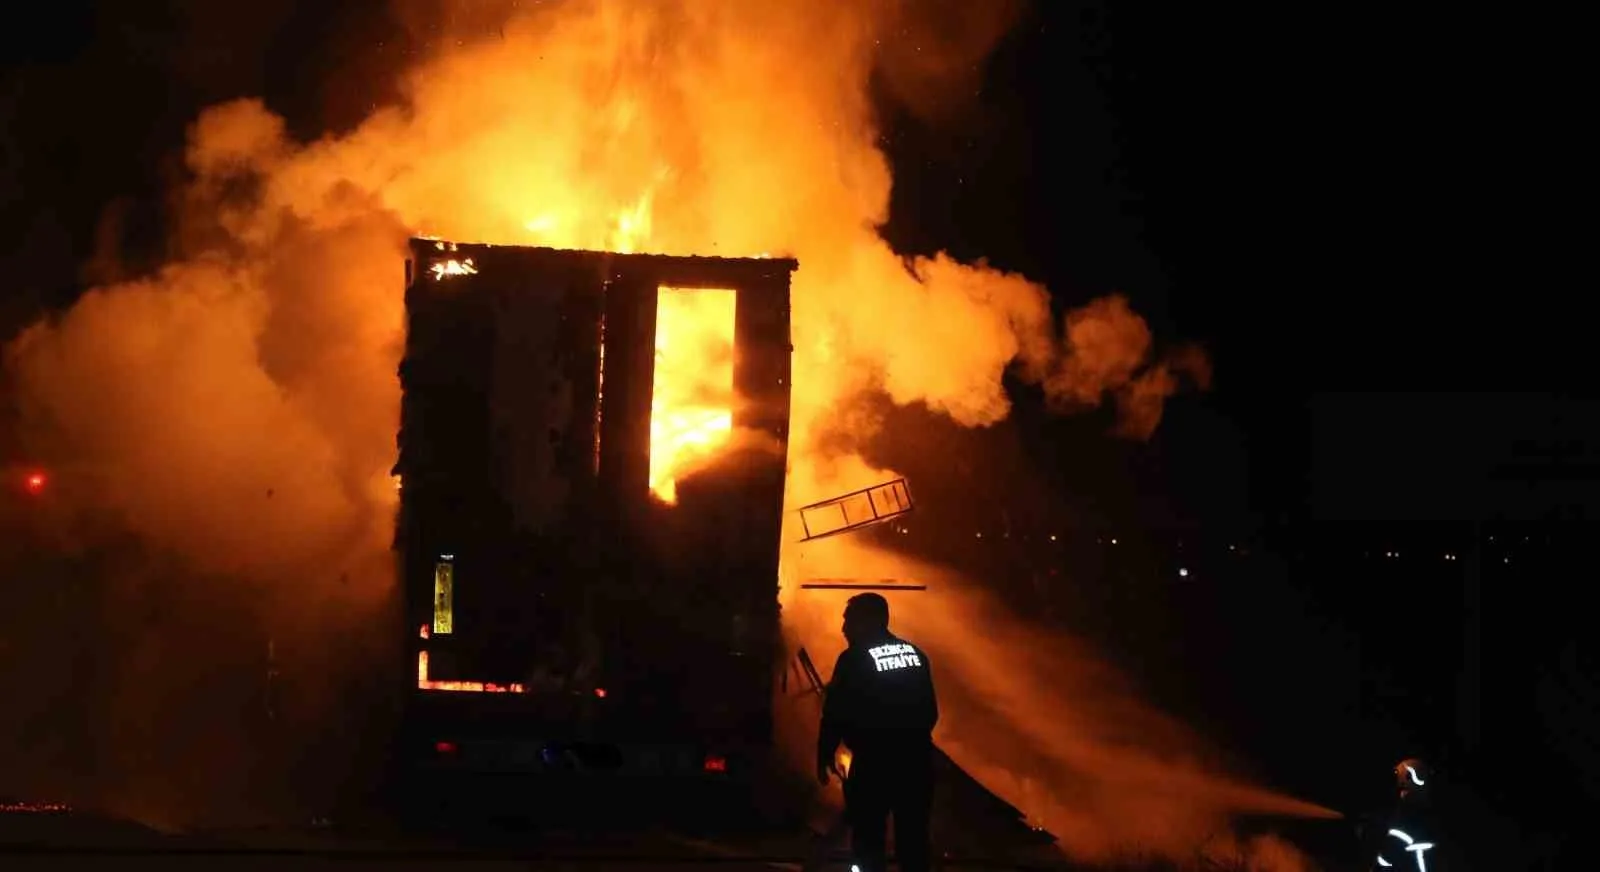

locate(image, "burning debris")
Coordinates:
428 257 478 280
416 650 525 695
426 240 479 280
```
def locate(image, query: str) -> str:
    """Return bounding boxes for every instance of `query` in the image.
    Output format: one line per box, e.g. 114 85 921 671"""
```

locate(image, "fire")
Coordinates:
0 0 1218 851
416 650 525 694
428 257 477 279
648 286 736 504
608 185 661 254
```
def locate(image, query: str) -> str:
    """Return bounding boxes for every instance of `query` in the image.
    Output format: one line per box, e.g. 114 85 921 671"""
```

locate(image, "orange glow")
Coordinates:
0 0 1220 852
649 287 736 503
24 471 46 494
428 258 477 280
416 650 526 694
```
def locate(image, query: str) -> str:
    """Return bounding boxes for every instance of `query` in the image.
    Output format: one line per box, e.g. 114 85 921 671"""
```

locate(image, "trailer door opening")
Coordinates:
649 286 736 504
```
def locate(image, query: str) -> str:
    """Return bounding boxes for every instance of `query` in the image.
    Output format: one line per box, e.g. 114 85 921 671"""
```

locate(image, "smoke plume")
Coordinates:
781 539 1335 867
0 0 1249 855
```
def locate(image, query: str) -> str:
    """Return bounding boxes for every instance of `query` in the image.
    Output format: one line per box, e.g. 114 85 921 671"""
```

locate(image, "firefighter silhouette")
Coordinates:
817 593 938 872
1374 758 1439 871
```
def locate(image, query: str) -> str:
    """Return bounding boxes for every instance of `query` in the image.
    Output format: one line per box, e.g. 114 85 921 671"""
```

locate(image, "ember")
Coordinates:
429 258 477 280
0 801 71 815
416 651 525 695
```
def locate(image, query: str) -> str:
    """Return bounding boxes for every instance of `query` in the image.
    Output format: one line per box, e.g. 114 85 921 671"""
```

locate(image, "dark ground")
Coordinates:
1 771 1063 872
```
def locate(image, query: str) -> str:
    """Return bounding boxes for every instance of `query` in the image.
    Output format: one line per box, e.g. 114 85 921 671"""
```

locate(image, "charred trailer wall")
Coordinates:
395 240 795 744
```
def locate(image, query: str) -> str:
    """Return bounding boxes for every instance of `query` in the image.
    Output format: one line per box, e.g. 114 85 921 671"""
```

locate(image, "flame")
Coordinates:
649 286 736 503
609 182 664 254
416 650 525 694
428 257 477 279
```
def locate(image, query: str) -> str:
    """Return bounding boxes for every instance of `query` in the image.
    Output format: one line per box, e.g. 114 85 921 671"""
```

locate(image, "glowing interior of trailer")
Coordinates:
648 286 737 504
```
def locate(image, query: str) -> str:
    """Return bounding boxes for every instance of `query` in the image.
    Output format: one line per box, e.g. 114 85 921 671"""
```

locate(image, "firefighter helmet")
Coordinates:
1394 757 1429 791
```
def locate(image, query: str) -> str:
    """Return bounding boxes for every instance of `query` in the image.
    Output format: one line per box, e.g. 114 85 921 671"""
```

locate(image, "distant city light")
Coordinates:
1178 568 1189 578
1110 538 1118 545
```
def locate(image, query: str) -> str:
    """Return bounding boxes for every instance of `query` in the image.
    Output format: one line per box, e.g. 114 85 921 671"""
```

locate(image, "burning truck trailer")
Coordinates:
391 239 796 823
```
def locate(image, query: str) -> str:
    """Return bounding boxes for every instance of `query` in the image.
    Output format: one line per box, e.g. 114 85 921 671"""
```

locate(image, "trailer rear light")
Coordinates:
703 754 727 773
594 687 607 698
23 470 46 495
434 741 457 755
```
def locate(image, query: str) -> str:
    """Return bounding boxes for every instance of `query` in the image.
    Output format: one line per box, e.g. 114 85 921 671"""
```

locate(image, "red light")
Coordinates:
703 754 727 773
594 688 607 698
24 471 46 494
434 741 457 754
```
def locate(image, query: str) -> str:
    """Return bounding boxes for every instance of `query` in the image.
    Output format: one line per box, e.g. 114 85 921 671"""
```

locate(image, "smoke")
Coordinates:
869 0 1029 126
1038 295 1215 440
0 0 1227 848
2 204 406 826
782 539 1336 867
